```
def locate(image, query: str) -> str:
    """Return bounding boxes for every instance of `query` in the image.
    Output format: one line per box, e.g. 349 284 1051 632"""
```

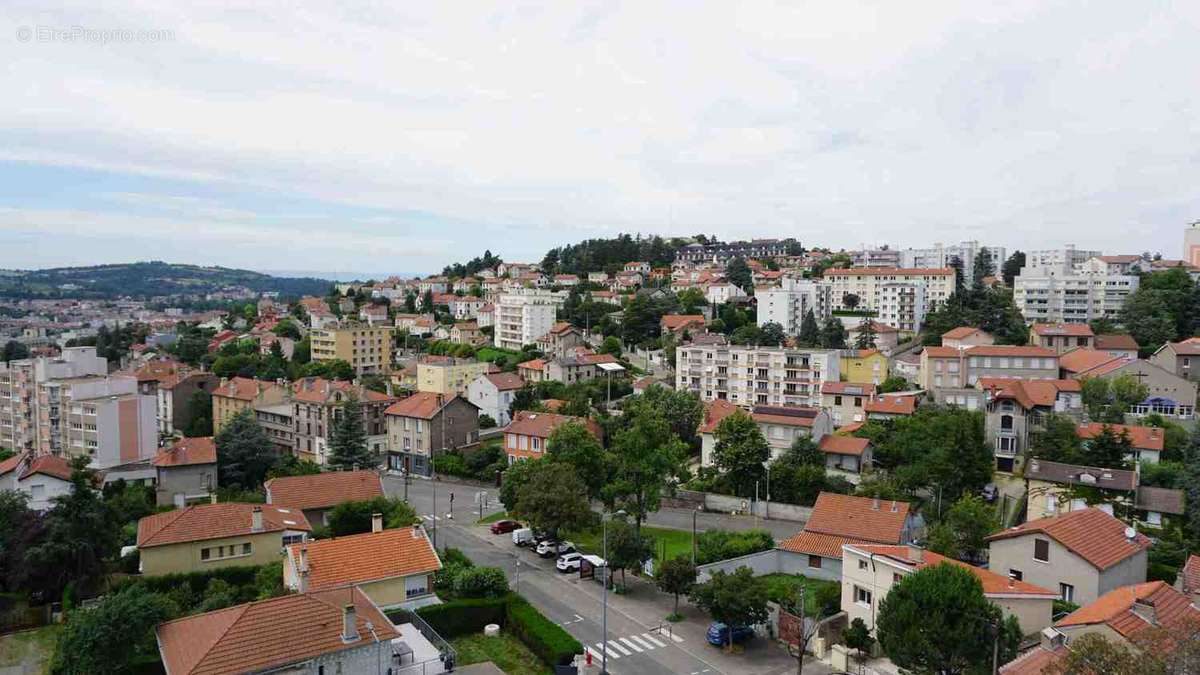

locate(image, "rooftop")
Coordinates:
1057 580 1200 640
802 492 910 544
288 526 441 591
504 410 601 440
985 508 1151 571
137 503 311 548
152 437 217 468
265 470 384 512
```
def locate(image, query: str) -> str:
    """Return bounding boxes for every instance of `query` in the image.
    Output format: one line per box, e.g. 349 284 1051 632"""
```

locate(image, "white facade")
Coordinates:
756 278 832 335
1014 268 1139 324
876 282 926 333
824 268 954 315
705 283 746 305
675 345 840 408
0 456 74 512
466 376 519 427
494 289 558 351
901 241 1006 282
1025 245 1103 275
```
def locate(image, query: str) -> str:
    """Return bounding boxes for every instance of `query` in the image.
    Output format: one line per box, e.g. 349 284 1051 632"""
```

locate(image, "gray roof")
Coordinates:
1024 459 1136 491
1135 486 1186 515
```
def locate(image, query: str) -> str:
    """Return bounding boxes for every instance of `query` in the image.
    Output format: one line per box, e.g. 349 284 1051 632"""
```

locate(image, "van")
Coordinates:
511 528 534 546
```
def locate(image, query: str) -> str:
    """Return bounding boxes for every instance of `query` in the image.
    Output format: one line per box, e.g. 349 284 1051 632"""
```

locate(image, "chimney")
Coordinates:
251 506 263 532
371 512 383 533
906 545 924 564
872 498 880 511
412 524 421 539
341 604 358 643
209 493 218 505
1008 571 1016 588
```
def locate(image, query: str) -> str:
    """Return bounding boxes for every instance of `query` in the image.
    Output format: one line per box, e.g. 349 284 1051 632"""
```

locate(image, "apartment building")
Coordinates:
1025 245 1102 274
920 345 1059 391
1013 266 1139 324
211 376 289 433
290 378 396 465
900 241 1007 283
756 277 832 334
674 238 798 264
384 392 479 476
0 347 156 468
823 268 954 314
876 281 926 332
129 361 218 436
675 344 840 408
416 356 492 396
852 247 901 268
309 321 392 376
494 289 558 351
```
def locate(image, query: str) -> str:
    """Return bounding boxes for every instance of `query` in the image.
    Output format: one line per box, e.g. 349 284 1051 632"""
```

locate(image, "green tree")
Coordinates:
214 408 277 490
797 309 821 347
656 556 698 618
546 422 607 500
621 385 704 449
677 287 706 314
452 566 510 599
712 411 769 498
183 390 213 438
1081 425 1133 470
854 320 878 350
327 394 372 469
326 496 419 536
725 257 753 294
758 321 786 347
513 462 594 539
421 289 434 313
688 566 770 650
499 455 541 511
599 336 623 357
273 318 301 339
876 563 1012 675
606 517 655 589
971 248 994 288
1000 251 1025 286
1 340 30 362
0 491 35 593
927 495 996 561
51 586 179 674
820 317 847 349
843 617 875 666
606 410 687 534
1121 292 1178 357
842 292 860 310
878 376 909 393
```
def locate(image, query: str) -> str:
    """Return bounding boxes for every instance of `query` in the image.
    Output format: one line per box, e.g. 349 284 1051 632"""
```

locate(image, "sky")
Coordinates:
2 2 1199 276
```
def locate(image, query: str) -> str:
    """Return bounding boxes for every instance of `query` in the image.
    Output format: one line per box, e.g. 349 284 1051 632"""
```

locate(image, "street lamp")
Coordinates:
601 509 626 675
692 505 702 565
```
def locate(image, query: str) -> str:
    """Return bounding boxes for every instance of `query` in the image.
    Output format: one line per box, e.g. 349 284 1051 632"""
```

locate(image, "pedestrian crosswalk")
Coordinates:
584 631 679 661
421 514 440 521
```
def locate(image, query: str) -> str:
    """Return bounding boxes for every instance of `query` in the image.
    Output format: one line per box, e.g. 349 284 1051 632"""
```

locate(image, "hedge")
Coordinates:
505 595 583 666
413 596 507 638
111 563 264 600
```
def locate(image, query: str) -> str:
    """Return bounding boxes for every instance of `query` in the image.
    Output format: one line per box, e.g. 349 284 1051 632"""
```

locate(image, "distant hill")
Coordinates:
0 261 330 300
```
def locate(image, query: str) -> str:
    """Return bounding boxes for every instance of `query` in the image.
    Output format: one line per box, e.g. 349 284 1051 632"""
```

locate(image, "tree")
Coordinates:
725 257 753 294
513 462 594 538
971 249 994 289
452 566 510 599
689 566 770 650
214 408 276 490
797 309 821 347
677 287 706 314
876 563 1011 675
1080 425 1133 470
327 394 372 469
819 317 847 349
1001 251 1025 287
1 340 30 362
599 336 623 357
499 457 540 512
621 386 704 449
326 497 419 536
273 318 301 339
712 411 769 498
606 409 687 534
606 517 655 589
656 556 697 618
758 322 786 347
0 491 36 593
421 289 435 313
183 390 213 437
1121 292 1178 356
842 293 860 310
546 422 607 500
51 586 179 674
1030 413 1086 463
854 320 878 350
843 617 875 667
927 495 996 562
878 376 909 394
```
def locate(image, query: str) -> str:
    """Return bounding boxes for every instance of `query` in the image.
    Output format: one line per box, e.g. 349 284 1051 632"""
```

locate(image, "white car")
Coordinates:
537 540 575 558
556 552 583 572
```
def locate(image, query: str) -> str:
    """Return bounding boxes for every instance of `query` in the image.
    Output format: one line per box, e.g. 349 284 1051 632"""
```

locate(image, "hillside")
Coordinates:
0 261 330 300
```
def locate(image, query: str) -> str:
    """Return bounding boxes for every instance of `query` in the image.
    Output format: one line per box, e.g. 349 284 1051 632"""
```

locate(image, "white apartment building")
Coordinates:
675 344 840 408
494 289 558 351
900 241 1006 282
0 347 157 469
823 268 954 314
1025 245 1102 275
1013 266 1139 324
876 282 926 333
1185 222 1200 267
756 277 831 334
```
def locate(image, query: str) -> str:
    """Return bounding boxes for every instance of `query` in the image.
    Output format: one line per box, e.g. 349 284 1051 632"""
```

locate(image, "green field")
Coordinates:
476 347 521 362
478 510 510 524
451 631 552 674
564 525 695 569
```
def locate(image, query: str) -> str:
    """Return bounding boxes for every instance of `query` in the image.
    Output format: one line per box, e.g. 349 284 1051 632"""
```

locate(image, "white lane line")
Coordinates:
669 632 685 642
627 635 655 651
587 646 606 661
608 640 633 656
592 643 618 660
618 637 644 653
641 633 667 648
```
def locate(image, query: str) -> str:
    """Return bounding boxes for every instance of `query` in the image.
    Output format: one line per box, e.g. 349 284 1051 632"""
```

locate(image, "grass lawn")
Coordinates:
564 525 695 569
451 631 552 675
760 574 839 617
0 625 60 675
478 510 510 524
476 347 521 362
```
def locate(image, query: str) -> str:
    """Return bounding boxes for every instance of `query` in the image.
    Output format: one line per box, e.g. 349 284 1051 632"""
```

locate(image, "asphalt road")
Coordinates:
383 474 822 675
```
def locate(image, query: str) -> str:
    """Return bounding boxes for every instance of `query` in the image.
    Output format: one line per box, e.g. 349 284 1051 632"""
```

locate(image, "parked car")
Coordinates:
706 623 755 647
556 552 583 573
490 519 521 535
981 483 998 503
536 540 576 558
511 528 534 547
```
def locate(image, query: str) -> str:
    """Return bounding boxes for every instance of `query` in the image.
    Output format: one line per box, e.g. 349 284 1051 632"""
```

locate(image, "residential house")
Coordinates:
447 295 487 320
1177 554 1200 604
624 261 651 275
981 378 1083 473
1025 458 1138 520
265 470 384 528
1058 347 1130 379
660 315 707 338
394 313 436 336
818 435 872 483
920 345 1059 391
985 508 1151 606
1094 334 1139 359
820 382 877 426
467 372 526 427
543 352 624 385
212 376 288 434
839 349 888 385
290 378 395 465
1077 422 1164 464
675 344 841 409
864 394 919 421
704 281 745 305
384 392 479 476
553 274 580 287
697 399 833 466
284 521 441 610
136 503 312 576
502 410 601 464
1150 337 1200 382
1030 323 1095 354
587 272 610 284
941 326 994 348
358 304 389 326
846 321 901 354
535 322 586 357
155 587 399 675
842 544 1056 637
416 276 449 294
131 360 218 436
516 358 547 383
152 436 218 507
776 492 918 582
417 356 492 396
0 451 74 511
1077 358 1196 421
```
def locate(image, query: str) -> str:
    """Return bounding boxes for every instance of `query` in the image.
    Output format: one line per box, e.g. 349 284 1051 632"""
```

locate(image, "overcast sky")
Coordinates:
2 2 1198 276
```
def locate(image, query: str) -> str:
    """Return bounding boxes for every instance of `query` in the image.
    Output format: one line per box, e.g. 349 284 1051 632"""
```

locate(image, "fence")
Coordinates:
0 596 50 635
387 607 456 675
663 488 814 523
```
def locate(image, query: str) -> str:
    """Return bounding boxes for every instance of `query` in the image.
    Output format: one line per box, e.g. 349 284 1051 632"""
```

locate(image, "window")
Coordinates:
1000 415 1014 431
854 586 872 606
242 543 252 555
1034 538 1050 562
893 573 903 583
29 484 44 500
807 555 822 569
1059 583 1074 603
201 547 211 561
858 559 868 570
1009 569 1023 581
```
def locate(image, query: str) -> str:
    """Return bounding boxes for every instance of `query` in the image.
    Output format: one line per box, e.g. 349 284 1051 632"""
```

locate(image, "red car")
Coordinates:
490 520 522 535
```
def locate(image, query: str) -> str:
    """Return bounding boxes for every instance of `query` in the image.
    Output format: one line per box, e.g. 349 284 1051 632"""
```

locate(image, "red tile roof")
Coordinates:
517 358 547 371
661 315 707 332
0 452 25 476
292 378 394 404
966 345 1058 358
865 396 917 416
288 527 441 591
998 644 1067 674
155 586 398 675
1032 323 1095 337
923 346 963 358
1094 334 1139 351
1057 581 1200 639
849 545 1056 597
504 410 600 440
818 435 870 457
19 454 74 482
265 470 384 512
153 437 217 467
1058 348 1128 375
802 492 910 544
698 399 740 434
1164 339 1200 356
942 326 988 340
978 378 1080 409
483 372 526 391
985 508 1151 571
779 531 861 558
137 503 311 548
1076 422 1164 451
751 405 822 427
212 376 282 402
384 392 458 419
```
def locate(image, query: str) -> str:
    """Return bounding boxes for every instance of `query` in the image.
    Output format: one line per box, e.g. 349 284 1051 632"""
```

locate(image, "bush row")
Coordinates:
504 595 584 666
413 596 508 638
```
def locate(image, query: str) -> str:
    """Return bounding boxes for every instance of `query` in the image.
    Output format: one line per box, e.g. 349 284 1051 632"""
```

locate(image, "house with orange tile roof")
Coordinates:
152 436 217 507
211 376 289 434
941 326 994 348
535 321 586 357
698 401 832 467
130 359 219 435
1077 422 1165 464
1030 323 1095 354
384 392 478 477
920 344 1059 391
1177 554 1200 604
818 434 871 483
863 393 919 420
285 519 441 611
155 586 399 675
986 508 1151 606
776 492 919 581
0 451 75 511
660 314 707 337
265 469 385 527
516 358 548 383
819 381 877 426
136 503 311 576
1093 333 1139 359
841 543 1056 635
980 378 1084 474
502 410 601 463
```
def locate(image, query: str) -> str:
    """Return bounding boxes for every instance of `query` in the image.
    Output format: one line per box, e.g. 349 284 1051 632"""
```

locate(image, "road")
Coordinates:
383 474 824 675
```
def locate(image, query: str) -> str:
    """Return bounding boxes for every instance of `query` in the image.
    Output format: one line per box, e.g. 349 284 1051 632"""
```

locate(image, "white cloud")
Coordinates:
1 1 1198 269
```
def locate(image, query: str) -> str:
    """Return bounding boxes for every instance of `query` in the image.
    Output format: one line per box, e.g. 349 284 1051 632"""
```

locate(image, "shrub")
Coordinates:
433 452 469 478
479 414 497 429
505 595 583 666
695 529 775 565
452 566 510 599
326 496 419 536
413 596 507 638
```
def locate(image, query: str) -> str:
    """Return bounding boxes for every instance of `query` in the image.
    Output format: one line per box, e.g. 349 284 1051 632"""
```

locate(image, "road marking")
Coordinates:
559 614 584 626
587 646 610 661
421 514 441 521
641 633 666 648
608 640 632 656
627 635 655 651
618 637 644 652
668 632 685 643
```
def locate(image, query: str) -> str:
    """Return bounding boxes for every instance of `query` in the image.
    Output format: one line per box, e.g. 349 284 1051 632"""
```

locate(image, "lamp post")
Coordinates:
601 509 626 675
692 506 700 564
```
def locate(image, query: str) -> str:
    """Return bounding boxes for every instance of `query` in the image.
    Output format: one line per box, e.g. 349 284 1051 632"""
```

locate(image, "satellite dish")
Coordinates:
1124 526 1137 540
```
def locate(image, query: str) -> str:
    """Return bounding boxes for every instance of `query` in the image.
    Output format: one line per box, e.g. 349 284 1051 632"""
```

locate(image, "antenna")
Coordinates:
1123 526 1137 541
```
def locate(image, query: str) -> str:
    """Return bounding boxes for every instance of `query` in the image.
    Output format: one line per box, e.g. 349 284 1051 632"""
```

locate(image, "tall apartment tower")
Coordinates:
494 289 558 351
756 277 831 335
